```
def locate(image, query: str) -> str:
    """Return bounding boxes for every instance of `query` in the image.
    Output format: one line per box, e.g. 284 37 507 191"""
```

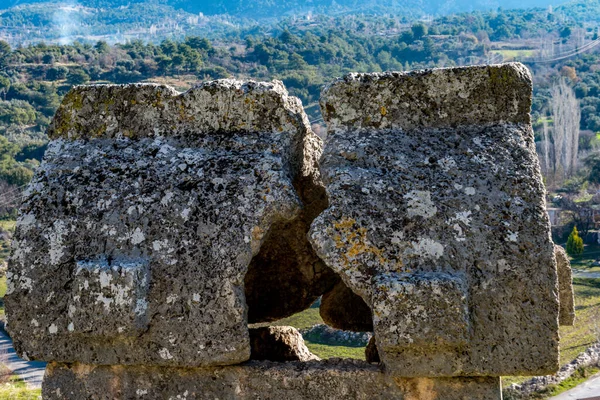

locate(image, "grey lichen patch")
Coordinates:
69 258 150 336
310 63 560 377
6 79 325 367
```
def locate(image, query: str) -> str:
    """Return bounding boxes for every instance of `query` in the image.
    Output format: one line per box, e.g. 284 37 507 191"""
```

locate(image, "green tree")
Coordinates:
411 23 428 39
185 37 212 52
0 40 10 68
566 226 584 257
560 26 572 39
94 40 110 54
66 69 90 85
42 53 55 65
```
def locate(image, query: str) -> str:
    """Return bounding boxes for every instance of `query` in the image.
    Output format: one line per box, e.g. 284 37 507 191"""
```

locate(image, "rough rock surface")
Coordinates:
320 279 373 332
310 63 560 377
555 245 575 326
5 80 328 367
42 360 501 400
249 326 318 362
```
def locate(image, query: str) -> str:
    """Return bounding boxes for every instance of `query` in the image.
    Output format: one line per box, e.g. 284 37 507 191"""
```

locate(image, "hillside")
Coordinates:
0 0 572 18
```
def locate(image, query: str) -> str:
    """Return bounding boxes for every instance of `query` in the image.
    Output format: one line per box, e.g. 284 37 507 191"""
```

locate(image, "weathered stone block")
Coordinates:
310 63 560 377
42 361 502 400
555 245 575 326
5 80 328 367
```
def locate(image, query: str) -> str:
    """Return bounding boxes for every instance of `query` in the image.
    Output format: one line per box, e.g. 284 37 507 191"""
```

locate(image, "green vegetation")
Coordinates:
262 303 368 360
567 226 585 257
0 365 40 400
305 343 366 360
270 306 323 330
568 243 600 272
0 381 40 400
491 49 536 60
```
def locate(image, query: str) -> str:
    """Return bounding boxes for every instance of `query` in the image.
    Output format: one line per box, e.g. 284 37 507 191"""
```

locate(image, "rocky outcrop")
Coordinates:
555 245 575 326
42 360 501 400
249 326 318 362
309 63 559 377
5 80 331 367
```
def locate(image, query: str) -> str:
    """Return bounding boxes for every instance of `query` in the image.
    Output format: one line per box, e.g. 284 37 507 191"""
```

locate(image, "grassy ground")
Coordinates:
0 365 40 400
558 278 600 364
270 306 323 330
305 343 365 360
266 302 367 360
570 243 600 272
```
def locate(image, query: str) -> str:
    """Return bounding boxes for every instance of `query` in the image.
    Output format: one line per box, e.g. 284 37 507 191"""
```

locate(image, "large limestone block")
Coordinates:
555 245 575 326
42 361 501 399
310 63 560 377
5 80 328 367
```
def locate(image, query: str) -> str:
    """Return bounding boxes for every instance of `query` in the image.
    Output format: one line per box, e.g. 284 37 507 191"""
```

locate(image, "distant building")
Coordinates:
547 207 562 226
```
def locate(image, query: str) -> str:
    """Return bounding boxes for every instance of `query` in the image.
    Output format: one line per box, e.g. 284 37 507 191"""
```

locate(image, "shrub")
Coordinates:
566 226 584 257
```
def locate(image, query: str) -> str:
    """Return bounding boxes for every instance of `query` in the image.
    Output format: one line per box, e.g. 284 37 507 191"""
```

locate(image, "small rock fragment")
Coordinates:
365 336 380 363
249 326 319 362
320 280 373 332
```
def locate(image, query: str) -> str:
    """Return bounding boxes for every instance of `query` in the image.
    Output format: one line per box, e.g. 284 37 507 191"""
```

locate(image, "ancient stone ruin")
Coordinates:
5 63 574 399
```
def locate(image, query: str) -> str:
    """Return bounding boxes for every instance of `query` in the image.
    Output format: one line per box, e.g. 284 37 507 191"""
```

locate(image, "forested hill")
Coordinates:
0 0 569 18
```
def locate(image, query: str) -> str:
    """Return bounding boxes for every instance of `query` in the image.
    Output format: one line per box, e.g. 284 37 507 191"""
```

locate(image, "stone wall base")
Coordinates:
43 359 501 399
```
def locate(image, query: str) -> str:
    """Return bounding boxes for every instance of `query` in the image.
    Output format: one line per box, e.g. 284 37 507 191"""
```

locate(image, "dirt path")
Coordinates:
0 328 45 389
572 269 600 279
